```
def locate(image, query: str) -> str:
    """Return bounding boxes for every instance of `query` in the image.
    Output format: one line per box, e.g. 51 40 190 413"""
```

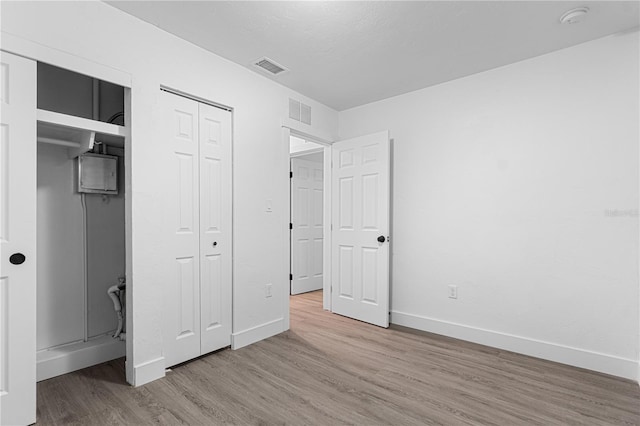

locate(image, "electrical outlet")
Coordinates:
448 285 458 299
265 283 273 298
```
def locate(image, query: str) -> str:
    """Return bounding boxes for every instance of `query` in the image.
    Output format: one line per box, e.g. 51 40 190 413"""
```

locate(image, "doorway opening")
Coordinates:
36 62 129 382
285 131 332 318
284 128 392 330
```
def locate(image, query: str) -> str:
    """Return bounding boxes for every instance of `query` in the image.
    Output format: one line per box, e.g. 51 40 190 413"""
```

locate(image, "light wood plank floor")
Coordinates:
37 291 640 425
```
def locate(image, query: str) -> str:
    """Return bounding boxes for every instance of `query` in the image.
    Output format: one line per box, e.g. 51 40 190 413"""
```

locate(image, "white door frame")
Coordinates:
281 127 333 330
0 33 136 384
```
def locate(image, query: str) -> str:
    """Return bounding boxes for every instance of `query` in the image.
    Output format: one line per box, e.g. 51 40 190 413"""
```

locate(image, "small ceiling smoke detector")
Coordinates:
253 57 289 76
559 7 589 24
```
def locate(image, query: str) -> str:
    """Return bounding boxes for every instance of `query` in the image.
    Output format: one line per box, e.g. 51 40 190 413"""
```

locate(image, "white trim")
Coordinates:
282 127 292 331
36 335 125 382
1 31 131 87
160 86 233 112
322 145 332 311
133 357 166 387
231 318 284 350
392 310 639 381
124 88 134 385
281 121 333 145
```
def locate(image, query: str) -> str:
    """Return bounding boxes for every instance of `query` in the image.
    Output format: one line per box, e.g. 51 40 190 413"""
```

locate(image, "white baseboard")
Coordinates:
37 335 125 382
391 311 639 382
133 356 165 387
232 318 284 350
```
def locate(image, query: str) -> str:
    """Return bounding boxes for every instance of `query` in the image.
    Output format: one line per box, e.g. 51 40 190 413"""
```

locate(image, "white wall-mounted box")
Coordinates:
78 153 118 195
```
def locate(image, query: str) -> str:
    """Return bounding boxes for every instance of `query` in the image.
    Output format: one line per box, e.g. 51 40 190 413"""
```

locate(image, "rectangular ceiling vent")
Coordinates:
253 57 288 76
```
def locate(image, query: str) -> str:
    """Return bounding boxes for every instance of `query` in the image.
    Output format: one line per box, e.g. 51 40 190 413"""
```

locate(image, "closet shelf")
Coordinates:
37 109 126 157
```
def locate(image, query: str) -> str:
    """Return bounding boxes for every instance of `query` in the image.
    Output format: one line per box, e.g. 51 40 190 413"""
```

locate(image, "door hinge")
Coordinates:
290 171 293 178
289 223 293 230
290 273 293 281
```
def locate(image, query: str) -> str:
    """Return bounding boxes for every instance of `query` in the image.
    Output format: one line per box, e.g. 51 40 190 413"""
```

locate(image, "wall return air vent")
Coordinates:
289 98 311 125
253 57 289 76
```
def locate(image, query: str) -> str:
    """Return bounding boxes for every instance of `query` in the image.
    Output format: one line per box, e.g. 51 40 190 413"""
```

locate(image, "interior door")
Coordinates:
0 51 37 425
198 103 232 354
331 131 390 327
290 157 323 295
161 91 201 367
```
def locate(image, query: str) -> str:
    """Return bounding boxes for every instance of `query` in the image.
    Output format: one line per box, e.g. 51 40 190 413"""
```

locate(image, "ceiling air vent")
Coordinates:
253 57 289 76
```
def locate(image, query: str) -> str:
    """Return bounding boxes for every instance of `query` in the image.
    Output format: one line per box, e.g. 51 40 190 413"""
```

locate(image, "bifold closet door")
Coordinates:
162 92 201 367
198 103 232 354
161 91 232 368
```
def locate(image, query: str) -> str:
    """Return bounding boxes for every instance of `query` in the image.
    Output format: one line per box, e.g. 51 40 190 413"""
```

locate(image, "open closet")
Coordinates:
1 49 132 424
35 63 128 381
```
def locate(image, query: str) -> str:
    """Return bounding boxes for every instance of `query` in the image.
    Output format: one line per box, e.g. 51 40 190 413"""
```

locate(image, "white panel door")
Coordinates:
0 51 37 425
161 91 201 367
290 158 323 295
331 131 390 327
198 103 232 354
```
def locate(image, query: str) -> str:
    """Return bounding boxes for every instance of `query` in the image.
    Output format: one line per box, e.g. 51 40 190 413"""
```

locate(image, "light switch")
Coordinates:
265 199 273 213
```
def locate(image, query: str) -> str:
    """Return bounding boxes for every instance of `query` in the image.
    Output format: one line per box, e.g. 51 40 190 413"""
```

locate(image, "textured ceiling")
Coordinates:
106 1 640 111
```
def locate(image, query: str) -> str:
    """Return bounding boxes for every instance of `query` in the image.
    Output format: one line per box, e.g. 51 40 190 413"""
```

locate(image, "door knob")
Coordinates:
9 253 26 265
377 235 386 243
212 242 217 247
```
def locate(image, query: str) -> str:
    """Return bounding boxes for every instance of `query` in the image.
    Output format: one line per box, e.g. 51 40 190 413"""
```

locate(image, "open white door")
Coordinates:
331 131 390 327
290 157 323 295
0 52 37 425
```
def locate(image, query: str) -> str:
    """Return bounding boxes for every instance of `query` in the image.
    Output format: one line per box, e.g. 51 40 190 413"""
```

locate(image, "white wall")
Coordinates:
36 144 85 350
36 144 124 350
294 152 323 163
1 0 338 385
290 135 323 155
85 147 125 338
339 31 640 380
